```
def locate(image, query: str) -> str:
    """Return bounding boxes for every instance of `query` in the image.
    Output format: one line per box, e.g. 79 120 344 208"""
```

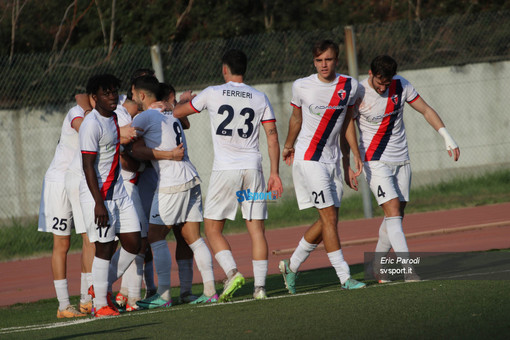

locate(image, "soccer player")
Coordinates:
130 76 217 308
38 92 95 319
173 49 284 301
278 40 366 294
354 55 460 282
79 74 142 317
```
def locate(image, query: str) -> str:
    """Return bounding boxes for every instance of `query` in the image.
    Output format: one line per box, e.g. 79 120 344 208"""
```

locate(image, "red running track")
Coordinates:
1 203 509 307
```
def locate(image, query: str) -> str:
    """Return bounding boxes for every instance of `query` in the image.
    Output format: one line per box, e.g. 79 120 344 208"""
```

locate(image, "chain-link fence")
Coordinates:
1 10 509 221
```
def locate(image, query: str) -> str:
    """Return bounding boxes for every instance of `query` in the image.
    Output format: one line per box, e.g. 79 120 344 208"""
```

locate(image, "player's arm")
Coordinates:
263 121 283 197
120 145 141 172
340 106 363 191
119 124 141 145
131 138 185 161
409 96 460 161
82 152 109 228
283 105 302 166
173 91 198 119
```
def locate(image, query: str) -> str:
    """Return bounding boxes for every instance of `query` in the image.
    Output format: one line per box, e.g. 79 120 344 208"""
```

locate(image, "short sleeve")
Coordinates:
190 87 211 113
79 118 101 154
402 77 419 103
261 94 276 123
290 80 302 108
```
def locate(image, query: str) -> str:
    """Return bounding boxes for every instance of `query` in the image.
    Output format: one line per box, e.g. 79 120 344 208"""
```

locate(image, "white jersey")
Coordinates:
356 76 419 162
132 108 199 188
79 109 127 202
116 104 139 184
291 74 358 163
190 81 276 171
44 105 85 182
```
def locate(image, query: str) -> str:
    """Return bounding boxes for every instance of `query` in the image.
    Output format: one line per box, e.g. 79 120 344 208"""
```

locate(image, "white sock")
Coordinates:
86 272 93 291
144 260 156 291
252 260 268 287
54 279 70 310
215 250 237 279
177 259 193 296
385 216 409 254
375 219 391 254
108 247 137 293
189 238 216 296
151 240 171 301
289 237 318 273
92 257 110 309
127 254 145 300
80 273 91 303
327 249 351 284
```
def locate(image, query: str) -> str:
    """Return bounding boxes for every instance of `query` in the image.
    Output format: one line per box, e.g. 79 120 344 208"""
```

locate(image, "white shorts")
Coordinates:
124 181 149 238
150 184 203 226
293 160 343 210
364 161 411 206
65 172 87 234
38 179 74 236
81 195 141 243
204 169 268 221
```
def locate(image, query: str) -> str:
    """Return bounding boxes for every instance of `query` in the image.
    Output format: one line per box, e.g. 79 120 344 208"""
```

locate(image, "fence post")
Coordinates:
150 44 165 82
344 25 373 219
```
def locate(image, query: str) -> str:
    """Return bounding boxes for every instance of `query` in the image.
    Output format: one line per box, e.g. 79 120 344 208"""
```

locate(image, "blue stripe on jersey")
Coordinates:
370 80 403 161
310 78 352 161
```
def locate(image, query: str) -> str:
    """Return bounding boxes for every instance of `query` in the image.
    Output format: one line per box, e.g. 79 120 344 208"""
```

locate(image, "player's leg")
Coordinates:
52 234 72 311
136 223 173 308
40 179 85 318
180 221 218 303
137 165 158 298
120 183 148 310
245 219 268 299
79 233 95 313
173 224 197 303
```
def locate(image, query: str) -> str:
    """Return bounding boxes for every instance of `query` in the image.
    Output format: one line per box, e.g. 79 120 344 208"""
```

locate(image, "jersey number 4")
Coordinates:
377 185 386 198
216 104 255 138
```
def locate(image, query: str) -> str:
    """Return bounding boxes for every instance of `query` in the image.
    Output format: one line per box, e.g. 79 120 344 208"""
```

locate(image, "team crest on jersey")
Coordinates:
337 89 347 101
391 94 399 105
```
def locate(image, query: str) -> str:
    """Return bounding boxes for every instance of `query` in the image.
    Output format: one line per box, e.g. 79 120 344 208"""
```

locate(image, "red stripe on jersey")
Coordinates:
291 103 300 109
81 151 97 155
100 115 121 200
189 101 200 113
364 80 400 161
262 119 276 124
303 77 349 161
407 94 420 104
130 172 140 185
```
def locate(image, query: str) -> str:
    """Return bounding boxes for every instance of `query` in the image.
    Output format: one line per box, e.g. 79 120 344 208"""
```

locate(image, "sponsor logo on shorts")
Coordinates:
236 189 278 203
151 214 160 218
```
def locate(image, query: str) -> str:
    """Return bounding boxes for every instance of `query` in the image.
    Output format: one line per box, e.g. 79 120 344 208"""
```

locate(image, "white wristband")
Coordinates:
438 127 458 151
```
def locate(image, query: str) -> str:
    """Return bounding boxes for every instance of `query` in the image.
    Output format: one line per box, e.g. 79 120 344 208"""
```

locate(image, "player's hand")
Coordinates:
171 143 185 161
120 124 139 144
282 146 295 166
75 93 92 111
267 174 283 198
94 202 109 228
149 101 165 110
179 90 196 103
438 127 460 161
345 167 359 191
448 147 460 161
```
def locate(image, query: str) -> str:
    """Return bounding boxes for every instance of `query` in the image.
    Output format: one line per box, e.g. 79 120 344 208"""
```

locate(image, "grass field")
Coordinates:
1 259 509 339
1 169 509 261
